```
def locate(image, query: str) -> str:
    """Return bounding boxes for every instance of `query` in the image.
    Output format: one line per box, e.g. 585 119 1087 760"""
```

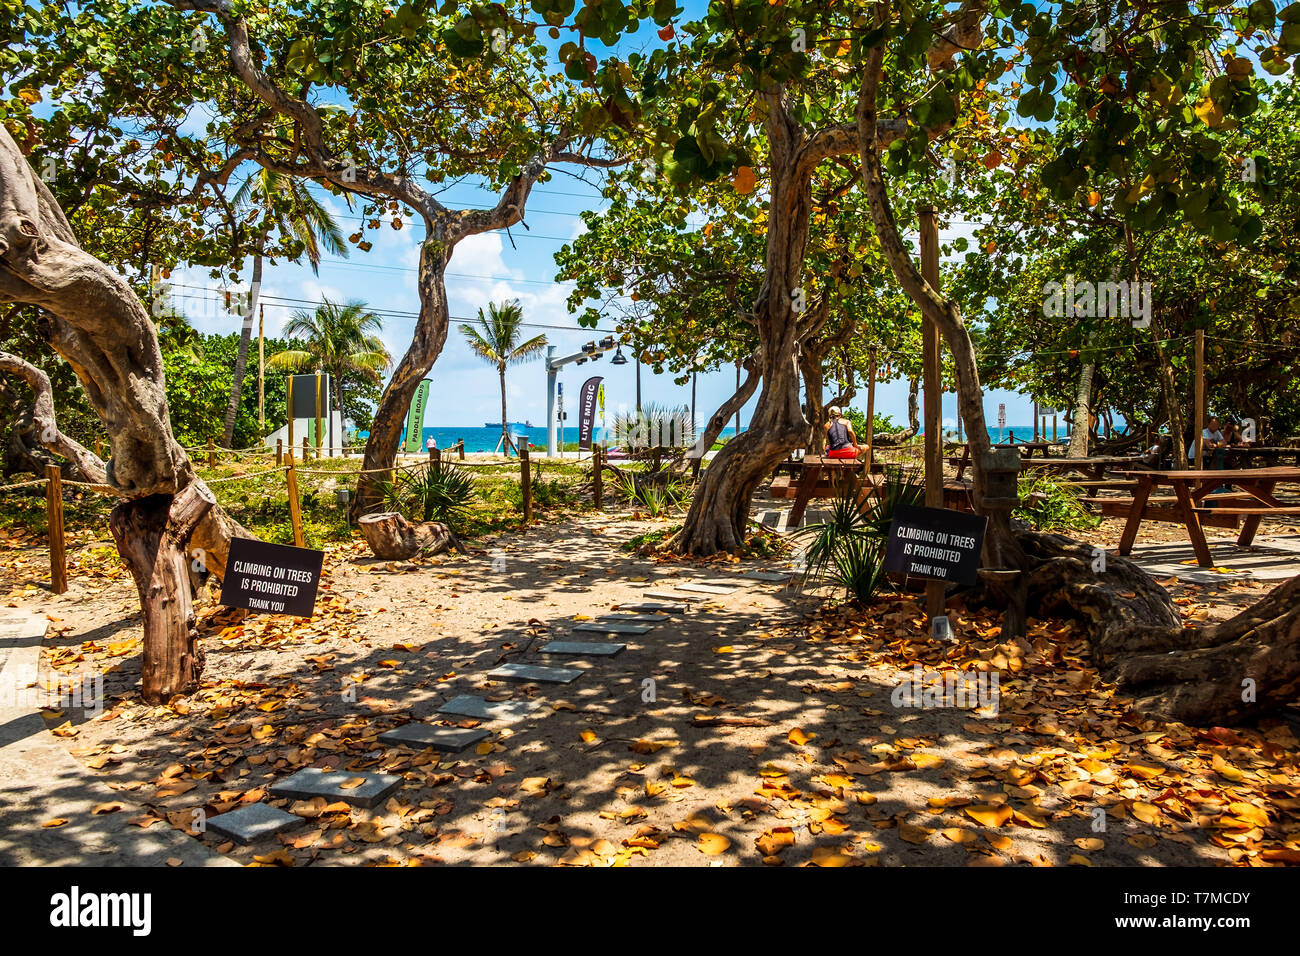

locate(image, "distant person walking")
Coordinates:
824 407 860 459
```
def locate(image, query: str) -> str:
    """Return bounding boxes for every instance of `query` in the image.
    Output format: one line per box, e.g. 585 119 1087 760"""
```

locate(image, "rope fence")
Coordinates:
2 437 618 594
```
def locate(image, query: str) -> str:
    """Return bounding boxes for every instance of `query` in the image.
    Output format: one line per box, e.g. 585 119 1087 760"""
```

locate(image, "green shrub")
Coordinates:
1014 473 1100 531
375 463 476 527
792 468 923 603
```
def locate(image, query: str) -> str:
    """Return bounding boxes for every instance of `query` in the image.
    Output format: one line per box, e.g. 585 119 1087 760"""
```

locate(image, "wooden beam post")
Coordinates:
919 204 945 621
45 464 67 594
1194 328 1205 470
865 349 877 469
458 440 465 461
207 437 216 468
314 370 324 458
520 444 533 523
276 438 283 466
287 374 294 456
258 303 265 433
285 453 305 548
593 444 603 510
302 436 309 463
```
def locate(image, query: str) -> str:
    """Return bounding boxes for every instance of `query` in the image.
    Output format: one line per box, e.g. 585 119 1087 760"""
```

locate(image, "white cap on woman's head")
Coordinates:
828 406 841 418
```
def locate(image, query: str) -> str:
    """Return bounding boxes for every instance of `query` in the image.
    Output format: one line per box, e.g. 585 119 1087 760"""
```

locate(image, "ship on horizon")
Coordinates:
484 420 532 429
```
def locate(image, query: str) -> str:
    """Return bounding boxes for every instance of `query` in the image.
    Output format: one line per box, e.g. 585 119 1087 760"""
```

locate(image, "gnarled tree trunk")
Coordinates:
358 511 460 560
856 55 1023 576
0 126 247 703
687 351 760 469
671 92 817 555
1019 531 1300 725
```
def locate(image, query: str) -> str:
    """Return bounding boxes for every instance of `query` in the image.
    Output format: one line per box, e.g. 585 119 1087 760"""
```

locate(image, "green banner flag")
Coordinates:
404 379 432 454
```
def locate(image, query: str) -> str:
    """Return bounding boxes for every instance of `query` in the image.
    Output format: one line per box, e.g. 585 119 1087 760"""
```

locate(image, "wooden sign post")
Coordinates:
45 464 67 594
918 204 945 621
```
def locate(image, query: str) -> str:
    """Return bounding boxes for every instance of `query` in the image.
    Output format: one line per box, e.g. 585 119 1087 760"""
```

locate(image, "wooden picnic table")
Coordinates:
1012 440 1059 458
948 442 1134 480
774 455 866 526
1223 445 1300 468
1110 467 1300 567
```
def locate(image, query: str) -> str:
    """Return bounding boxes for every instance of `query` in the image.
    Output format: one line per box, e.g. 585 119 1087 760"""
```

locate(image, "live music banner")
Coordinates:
578 375 603 450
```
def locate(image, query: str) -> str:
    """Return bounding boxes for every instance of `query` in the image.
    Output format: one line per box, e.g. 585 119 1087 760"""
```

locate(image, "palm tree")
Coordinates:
266 299 393 433
459 300 547 455
221 170 348 447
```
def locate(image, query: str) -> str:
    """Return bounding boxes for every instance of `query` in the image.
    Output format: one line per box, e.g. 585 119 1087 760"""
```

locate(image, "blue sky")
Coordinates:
169 0 1040 433
173 172 1039 431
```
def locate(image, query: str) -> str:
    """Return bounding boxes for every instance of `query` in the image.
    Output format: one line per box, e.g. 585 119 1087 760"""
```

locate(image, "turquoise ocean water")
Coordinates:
402 424 1053 454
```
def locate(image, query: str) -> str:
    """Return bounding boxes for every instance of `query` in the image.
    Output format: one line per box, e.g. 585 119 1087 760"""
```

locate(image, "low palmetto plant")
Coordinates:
374 464 476 527
615 469 692 517
792 468 925 603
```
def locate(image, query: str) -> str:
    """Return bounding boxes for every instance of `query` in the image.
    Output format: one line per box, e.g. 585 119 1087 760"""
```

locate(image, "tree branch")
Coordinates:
0 350 107 482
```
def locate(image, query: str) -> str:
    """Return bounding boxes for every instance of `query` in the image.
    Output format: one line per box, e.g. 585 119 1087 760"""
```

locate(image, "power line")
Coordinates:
167 285 616 334
311 256 576 287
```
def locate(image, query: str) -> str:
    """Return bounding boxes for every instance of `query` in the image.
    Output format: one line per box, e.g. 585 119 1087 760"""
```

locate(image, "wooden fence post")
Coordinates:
458 440 465 461
593 445 603 510
285 454 305 548
276 438 283 466
208 437 217 468
45 464 67 594
302 436 310 463
431 446 442 476
520 444 532 523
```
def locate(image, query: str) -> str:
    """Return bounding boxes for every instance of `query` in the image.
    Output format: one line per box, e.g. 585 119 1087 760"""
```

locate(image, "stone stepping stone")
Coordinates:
380 723 489 753
617 601 688 613
599 612 669 623
488 662 583 684
207 803 303 845
740 570 792 583
269 768 401 809
643 591 698 603
540 640 625 657
672 581 737 595
439 694 543 723
573 620 653 635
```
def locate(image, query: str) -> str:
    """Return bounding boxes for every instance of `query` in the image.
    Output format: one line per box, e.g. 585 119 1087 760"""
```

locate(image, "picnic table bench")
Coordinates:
1223 446 1300 468
1102 467 1300 567
948 441 1135 481
769 456 869 525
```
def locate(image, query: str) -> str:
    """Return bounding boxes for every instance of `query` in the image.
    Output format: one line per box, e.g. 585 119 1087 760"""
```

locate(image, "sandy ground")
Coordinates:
3 504 1298 867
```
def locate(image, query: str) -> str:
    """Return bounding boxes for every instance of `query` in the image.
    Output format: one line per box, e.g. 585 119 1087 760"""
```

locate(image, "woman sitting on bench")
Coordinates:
825 407 860 459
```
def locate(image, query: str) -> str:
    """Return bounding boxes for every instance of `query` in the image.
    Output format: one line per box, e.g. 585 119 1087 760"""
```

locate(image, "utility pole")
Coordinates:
258 303 265 433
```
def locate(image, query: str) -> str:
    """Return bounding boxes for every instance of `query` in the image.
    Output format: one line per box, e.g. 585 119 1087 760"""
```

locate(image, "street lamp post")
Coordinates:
546 338 619 457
